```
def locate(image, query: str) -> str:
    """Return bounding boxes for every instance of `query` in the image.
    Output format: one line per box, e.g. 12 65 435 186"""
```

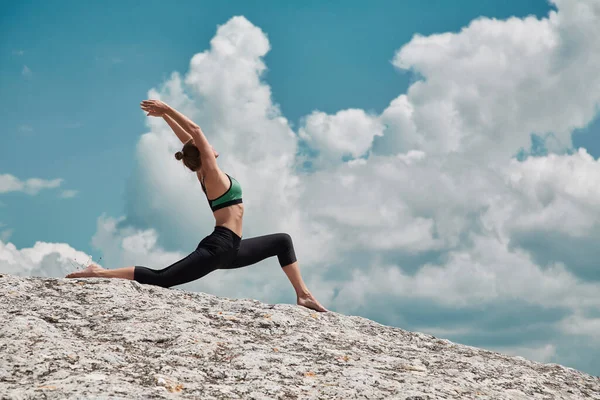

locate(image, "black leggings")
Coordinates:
133 226 297 288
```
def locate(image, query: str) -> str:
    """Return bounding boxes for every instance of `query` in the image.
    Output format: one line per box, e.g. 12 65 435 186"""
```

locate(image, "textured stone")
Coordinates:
0 274 598 399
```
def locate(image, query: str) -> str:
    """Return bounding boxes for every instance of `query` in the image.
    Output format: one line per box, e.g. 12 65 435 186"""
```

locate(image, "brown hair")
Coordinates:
175 139 201 171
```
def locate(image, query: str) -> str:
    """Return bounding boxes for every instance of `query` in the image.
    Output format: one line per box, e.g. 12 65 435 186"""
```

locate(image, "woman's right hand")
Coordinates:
141 99 170 117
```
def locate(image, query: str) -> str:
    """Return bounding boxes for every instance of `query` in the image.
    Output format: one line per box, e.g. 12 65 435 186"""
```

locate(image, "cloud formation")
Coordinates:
0 174 63 195
60 190 79 199
0 240 91 278
299 109 384 166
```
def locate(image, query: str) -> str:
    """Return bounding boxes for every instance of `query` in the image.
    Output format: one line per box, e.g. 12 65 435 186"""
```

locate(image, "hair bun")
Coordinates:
175 151 184 160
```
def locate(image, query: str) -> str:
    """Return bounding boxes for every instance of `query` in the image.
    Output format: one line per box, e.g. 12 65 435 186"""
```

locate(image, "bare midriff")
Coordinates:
213 203 244 238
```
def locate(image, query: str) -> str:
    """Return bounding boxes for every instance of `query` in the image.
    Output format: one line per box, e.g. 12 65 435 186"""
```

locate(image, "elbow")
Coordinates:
190 124 208 141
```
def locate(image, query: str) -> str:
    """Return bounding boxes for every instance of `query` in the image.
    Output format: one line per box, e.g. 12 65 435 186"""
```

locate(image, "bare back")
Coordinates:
196 168 244 237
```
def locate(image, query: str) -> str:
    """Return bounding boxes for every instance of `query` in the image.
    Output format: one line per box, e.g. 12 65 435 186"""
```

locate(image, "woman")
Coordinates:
66 99 327 312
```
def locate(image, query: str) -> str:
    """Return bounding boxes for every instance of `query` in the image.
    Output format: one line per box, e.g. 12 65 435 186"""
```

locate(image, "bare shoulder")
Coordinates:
197 168 229 192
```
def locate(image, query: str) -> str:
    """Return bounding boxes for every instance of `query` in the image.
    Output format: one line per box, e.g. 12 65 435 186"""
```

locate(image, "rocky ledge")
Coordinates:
0 274 598 399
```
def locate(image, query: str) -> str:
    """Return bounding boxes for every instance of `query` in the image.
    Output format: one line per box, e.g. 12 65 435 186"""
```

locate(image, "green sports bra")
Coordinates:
200 174 243 212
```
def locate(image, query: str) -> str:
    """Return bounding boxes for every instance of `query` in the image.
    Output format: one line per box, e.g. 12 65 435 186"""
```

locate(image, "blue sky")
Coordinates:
2 0 600 376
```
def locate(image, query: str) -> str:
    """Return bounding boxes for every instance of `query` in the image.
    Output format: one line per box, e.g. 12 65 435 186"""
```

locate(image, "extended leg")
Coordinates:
66 248 218 288
225 233 328 312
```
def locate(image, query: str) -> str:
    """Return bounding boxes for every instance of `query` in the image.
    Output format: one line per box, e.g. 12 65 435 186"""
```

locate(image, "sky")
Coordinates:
2 0 600 376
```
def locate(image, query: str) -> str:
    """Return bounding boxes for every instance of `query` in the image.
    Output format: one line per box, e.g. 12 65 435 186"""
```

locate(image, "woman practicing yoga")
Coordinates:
66 99 327 312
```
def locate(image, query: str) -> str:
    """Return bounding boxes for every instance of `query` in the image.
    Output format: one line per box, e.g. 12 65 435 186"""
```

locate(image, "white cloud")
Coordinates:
90 215 184 271
559 314 600 342
6 0 600 374
330 235 600 312
0 174 25 193
377 0 600 162
373 95 419 156
494 343 557 364
0 174 63 195
60 190 79 199
12 50 24 56
0 240 91 278
299 109 384 165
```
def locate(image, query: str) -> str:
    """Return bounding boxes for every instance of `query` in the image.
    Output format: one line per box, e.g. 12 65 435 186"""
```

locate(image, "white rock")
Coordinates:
0 274 598 399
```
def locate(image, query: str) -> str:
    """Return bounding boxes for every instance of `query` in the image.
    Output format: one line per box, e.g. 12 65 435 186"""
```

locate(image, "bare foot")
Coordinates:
66 263 104 279
297 293 328 312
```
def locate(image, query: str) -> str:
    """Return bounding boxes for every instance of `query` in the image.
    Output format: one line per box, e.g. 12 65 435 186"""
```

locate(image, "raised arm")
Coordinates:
163 113 193 144
141 100 218 171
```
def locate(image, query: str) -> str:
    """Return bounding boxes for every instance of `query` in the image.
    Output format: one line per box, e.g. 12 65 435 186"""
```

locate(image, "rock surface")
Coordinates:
0 274 598 400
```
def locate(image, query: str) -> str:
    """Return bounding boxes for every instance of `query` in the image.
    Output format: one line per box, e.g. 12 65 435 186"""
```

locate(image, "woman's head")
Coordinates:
175 139 201 171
